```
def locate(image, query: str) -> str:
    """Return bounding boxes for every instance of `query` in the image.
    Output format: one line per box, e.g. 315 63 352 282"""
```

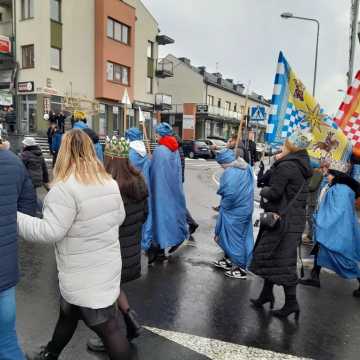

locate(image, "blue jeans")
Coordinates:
0 287 25 360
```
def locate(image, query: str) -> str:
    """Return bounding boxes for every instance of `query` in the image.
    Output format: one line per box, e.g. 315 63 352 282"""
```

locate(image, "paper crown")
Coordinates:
287 130 312 150
74 111 86 120
328 159 350 174
105 136 130 158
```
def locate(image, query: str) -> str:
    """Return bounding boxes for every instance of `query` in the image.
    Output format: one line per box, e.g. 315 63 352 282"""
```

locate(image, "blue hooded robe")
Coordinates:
128 142 153 251
150 143 188 249
215 158 255 268
315 184 360 279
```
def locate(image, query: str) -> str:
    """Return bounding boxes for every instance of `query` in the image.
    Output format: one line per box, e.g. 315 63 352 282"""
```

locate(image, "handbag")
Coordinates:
260 181 306 229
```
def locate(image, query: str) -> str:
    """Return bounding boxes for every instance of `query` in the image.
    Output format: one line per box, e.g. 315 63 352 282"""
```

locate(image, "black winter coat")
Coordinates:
120 190 148 284
20 146 49 188
250 150 312 286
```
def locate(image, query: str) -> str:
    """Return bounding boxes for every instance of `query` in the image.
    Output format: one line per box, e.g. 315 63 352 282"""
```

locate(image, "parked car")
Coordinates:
200 138 227 158
183 140 211 159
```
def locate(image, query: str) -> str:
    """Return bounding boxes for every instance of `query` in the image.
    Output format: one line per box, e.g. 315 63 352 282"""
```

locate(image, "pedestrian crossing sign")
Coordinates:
251 106 266 121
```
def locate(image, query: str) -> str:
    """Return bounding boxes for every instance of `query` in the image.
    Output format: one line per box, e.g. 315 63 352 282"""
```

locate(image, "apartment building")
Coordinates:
158 54 270 140
0 0 173 136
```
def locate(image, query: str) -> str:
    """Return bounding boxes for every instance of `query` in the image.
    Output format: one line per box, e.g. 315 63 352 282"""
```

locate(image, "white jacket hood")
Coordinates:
130 140 147 157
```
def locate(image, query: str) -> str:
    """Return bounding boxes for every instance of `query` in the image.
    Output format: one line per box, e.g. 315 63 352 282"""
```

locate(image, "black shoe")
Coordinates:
353 288 360 298
147 246 161 265
189 223 199 235
212 206 220 212
26 347 59 360
250 294 275 309
271 303 300 320
124 309 142 341
298 278 321 288
87 336 105 353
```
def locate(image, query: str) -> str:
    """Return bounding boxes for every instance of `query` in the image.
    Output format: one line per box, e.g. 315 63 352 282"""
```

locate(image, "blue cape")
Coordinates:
129 147 153 251
150 145 188 249
315 184 360 279
215 164 254 268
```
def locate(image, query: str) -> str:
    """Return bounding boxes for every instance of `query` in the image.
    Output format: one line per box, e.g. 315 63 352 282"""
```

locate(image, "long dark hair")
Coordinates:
104 156 148 201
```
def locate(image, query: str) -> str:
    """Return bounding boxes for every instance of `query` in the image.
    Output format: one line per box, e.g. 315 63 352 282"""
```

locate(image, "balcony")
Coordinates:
0 0 11 6
155 93 172 111
156 34 175 46
0 21 13 37
197 104 242 121
156 59 174 78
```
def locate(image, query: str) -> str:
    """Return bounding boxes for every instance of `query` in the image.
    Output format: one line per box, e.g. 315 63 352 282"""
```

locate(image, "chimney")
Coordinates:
234 83 245 94
179 57 191 66
198 66 206 75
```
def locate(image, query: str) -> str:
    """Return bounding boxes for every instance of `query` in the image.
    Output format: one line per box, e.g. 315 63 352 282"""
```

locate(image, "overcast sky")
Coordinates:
142 0 358 115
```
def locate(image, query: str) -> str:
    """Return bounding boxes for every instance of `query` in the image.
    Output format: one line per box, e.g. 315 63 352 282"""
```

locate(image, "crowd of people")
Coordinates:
0 114 360 359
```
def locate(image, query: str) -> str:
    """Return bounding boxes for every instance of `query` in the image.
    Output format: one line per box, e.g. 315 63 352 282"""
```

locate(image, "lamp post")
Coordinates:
280 12 320 97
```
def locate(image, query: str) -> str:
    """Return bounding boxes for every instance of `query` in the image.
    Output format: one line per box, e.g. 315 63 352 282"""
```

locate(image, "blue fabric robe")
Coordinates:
150 145 188 249
129 147 153 251
215 164 254 268
315 184 360 279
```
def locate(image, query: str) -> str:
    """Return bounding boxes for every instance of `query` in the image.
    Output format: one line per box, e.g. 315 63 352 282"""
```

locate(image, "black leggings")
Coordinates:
47 306 131 360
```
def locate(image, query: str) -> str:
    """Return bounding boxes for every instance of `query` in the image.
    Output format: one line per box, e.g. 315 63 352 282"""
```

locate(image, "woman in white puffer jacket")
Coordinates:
18 129 131 360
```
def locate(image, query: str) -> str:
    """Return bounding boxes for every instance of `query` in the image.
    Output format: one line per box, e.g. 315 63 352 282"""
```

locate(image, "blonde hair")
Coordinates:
284 139 301 154
53 129 111 185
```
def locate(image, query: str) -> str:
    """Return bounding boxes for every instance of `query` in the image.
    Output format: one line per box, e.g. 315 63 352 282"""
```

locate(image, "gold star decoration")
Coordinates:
305 103 328 132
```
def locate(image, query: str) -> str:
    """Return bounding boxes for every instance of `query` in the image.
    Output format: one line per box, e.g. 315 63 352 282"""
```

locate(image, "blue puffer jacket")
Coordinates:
0 148 36 293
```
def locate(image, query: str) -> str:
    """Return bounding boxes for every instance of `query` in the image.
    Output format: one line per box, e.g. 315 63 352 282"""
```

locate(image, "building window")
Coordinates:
146 77 153 94
207 95 214 106
0 13 3 22
217 98 221 108
51 47 61 70
233 103 237 112
147 41 154 58
225 101 231 111
22 45 34 69
107 18 130 45
21 0 34 20
50 0 61 22
107 61 130 85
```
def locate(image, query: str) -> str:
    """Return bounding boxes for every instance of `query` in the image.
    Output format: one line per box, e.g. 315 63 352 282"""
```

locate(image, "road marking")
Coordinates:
145 327 312 360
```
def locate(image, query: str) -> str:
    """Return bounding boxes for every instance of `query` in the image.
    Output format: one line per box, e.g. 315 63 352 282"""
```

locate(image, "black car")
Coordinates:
182 140 211 159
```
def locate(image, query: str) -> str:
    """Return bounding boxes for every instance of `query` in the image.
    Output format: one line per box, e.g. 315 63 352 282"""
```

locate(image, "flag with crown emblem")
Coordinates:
266 51 352 161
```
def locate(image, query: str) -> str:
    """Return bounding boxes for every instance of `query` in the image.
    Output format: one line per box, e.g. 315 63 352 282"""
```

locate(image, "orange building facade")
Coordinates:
95 0 135 103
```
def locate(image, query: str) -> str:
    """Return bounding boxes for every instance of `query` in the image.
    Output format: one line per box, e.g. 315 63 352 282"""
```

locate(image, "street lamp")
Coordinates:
280 12 320 97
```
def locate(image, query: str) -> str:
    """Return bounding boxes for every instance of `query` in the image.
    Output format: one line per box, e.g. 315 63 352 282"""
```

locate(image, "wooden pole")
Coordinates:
123 105 128 134
142 121 151 155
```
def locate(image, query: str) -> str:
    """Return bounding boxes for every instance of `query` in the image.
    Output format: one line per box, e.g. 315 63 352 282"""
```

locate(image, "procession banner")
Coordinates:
266 51 352 161
334 70 360 157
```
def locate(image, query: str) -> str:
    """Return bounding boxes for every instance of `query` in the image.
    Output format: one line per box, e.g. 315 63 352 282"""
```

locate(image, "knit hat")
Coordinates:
22 137 38 147
105 136 130 158
155 122 173 137
216 149 236 165
328 159 350 175
125 128 142 142
287 130 312 150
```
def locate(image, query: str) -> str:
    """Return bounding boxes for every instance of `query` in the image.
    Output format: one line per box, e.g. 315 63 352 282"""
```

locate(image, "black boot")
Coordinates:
271 285 300 320
250 280 275 309
147 245 161 264
124 309 142 341
26 346 59 360
353 278 360 298
299 265 321 288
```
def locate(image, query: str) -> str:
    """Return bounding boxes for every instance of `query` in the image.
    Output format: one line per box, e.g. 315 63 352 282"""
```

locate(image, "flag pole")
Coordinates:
123 105 128 133
235 82 251 155
138 108 151 155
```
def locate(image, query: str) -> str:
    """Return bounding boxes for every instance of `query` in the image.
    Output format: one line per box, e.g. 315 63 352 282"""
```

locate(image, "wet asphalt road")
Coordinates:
16 159 360 360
